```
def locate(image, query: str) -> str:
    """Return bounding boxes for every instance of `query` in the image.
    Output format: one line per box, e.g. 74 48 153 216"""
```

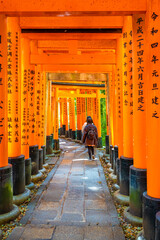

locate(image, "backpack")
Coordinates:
87 128 95 140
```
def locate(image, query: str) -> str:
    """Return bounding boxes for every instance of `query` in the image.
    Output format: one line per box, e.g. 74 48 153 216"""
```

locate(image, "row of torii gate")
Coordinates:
0 0 160 239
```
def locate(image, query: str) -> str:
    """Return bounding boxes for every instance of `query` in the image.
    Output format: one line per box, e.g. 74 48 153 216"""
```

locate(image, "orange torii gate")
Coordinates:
1 1 160 239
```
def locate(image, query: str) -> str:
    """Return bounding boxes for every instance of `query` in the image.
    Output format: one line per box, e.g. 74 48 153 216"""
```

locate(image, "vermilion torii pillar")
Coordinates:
76 97 82 140
68 98 72 138
116 38 123 158
96 90 102 148
21 38 34 189
53 87 59 151
124 14 147 226
40 71 47 164
0 15 20 224
142 3 160 239
35 64 44 170
7 17 30 204
114 16 133 204
71 98 76 139
59 98 62 136
46 80 53 154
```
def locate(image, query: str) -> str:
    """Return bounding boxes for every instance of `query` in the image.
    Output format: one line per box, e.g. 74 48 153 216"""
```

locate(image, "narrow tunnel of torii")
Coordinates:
0 0 160 239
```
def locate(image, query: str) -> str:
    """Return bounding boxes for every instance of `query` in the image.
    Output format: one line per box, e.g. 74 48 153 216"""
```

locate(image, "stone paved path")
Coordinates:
8 139 125 240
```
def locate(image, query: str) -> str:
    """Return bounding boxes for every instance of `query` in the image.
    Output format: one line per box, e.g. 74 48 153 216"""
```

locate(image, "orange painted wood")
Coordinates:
115 37 123 157
0 15 8 167
132 14 146 169
53 88 58 139
38 39 116 49
122 16 133 158
22 33 122 40
21 38 30 158
30 52 116 65
145 0 160 198
0 0 146 16
7 17 21 157
42 65 112 73
20 16 124 29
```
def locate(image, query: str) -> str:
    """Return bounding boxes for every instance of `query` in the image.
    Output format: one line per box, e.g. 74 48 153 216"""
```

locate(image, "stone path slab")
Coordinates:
8 139 125 240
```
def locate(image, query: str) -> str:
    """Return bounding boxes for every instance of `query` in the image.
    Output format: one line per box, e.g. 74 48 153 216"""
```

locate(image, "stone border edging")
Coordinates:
19 153 64 225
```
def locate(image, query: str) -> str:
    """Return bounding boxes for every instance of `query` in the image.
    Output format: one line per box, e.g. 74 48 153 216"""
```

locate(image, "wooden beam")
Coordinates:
22 33 122 40
54 85 105 90
31 52 116 65
0 0 146 16
20 16 123 29
58 93 106 98
38 39 116 50
42 64 112 73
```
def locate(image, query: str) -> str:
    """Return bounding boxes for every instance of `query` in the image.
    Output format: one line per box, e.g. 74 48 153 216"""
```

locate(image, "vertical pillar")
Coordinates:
64 98 69 137
35 65 43 170
87 90 92 117
68 98 72 138
105 76 110 154
0 15 20 222
59 98 63 136
7 17 30 202
116 38 123 157
96 90 102 148
108 72 114 147
124 14 147 224
21 38 33 188
41 71 47 164
53 87 59 150
61 98 67 136
77 97 82 140
46 80 53 154
142 3 160 239
29 41 39 174
71 98 76 139
114 16 133 204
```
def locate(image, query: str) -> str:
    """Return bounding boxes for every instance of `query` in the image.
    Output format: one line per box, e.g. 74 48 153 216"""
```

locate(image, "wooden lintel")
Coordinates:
30 52 116 65
20 16 123 29
38 39 116 50
42 64 112 73
0 0 146 16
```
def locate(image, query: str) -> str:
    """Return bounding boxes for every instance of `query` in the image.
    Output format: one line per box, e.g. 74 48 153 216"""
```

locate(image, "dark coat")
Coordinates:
82 123 98 146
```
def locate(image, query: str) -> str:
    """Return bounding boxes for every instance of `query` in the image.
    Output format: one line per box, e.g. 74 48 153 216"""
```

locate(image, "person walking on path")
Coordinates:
81 116 92 134
82 117 98 160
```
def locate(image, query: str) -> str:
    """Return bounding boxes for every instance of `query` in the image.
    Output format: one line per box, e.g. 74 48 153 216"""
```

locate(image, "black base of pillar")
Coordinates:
65 130 69 138
116 158 120 186
129 166 147 217
62 125 66 135
105 135 109 154
25 158 32 186
111 147 115 169
109 145 113 160
77 130 82 140
46 135 53 154
0 165 13 214
69 129 72 138
114 146 118 175
29 145 39 175
120 156 133 196
8 155 25 196
39 149 43 170
143 192 160 240
41 145 46 164
97 137 102 148
53 139 59 150
156 212 160 240
71 130 76 139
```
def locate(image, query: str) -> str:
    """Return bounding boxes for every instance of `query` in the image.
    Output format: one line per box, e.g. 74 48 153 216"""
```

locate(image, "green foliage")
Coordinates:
100 91 106 147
